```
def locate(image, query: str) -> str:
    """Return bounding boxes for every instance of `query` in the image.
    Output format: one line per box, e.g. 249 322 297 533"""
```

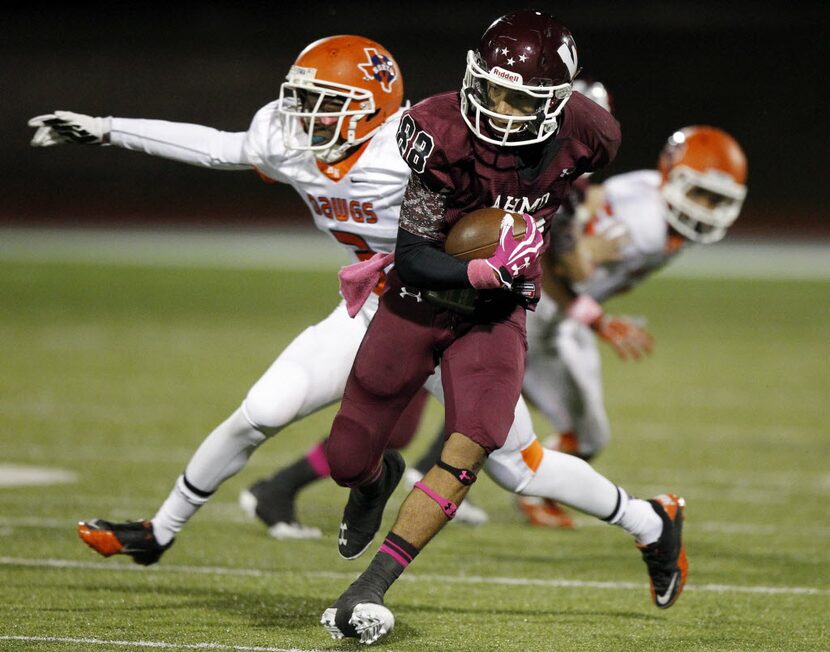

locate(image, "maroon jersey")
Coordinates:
396 89 621 261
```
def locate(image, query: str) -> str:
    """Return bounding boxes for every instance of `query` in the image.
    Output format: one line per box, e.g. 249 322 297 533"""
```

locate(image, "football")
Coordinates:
444 208 527 261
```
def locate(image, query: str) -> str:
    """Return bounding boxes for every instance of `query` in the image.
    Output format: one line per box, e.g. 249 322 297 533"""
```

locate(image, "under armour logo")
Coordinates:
511 257 531 275
400 286 423 302
559 168 574 178
338 523 347 546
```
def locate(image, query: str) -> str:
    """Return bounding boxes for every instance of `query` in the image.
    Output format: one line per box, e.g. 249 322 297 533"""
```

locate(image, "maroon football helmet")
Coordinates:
461 10 579 146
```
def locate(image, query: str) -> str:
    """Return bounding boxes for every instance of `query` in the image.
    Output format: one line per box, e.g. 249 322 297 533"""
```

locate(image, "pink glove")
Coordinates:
484 212 544 289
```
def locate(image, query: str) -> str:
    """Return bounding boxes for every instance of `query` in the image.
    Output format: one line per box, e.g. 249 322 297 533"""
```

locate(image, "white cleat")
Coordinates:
350 603 395 645
455 499 489 526
238 489 321 540
320 603 395 645
238 489 258 519
320 608 344 640
265 521 322 540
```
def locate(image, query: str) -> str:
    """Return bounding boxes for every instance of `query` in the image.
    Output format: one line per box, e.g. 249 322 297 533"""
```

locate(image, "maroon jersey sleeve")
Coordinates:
395 92 467 240
562 91 622 174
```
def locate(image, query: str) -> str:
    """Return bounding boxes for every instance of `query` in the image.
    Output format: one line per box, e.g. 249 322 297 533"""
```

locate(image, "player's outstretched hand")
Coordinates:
594 314 654 361
28 111 110 146
485 213 544 290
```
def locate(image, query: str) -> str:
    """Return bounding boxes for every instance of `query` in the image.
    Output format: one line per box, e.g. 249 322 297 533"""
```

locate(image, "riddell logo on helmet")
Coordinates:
491 67 523 84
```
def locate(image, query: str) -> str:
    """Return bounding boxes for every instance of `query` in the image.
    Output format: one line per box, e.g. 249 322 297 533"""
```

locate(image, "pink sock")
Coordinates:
305 441 331 478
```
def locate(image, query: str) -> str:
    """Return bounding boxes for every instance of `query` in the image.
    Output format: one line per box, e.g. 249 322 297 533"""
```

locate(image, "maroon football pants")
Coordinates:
326 274 527 488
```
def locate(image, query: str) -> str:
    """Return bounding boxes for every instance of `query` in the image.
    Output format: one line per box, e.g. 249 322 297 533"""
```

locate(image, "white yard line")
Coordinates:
0 227 347 271
0 464 77 487
4 513 830 539
2 227 829 278
4 511 830 539
662 239 830 280
1 556 827 597
0 636 322 652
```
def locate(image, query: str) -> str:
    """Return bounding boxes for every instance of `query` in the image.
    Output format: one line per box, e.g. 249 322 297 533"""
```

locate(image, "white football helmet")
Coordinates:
659 126 748 244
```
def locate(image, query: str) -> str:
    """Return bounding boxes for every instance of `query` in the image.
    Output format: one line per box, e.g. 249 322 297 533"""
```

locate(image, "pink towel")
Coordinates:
339 251 395 317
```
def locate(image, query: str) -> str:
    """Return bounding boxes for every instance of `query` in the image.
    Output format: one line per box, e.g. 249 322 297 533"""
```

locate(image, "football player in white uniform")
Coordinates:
30 34 427 553
518 125 748 528
30 34 689 618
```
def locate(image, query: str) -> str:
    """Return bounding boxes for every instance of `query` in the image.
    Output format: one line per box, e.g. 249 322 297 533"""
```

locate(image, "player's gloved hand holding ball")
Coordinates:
445 208 544 292
484 212 544 290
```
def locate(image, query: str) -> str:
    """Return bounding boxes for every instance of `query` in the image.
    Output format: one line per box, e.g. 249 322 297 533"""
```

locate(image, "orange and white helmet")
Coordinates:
659 126 748 243
278 35 403 162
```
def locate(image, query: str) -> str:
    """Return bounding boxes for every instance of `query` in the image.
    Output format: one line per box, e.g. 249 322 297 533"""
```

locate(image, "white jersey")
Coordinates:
243 100 410 261
576 170 688 302
524 170 692 457
110 100 410 263
106 101 416 435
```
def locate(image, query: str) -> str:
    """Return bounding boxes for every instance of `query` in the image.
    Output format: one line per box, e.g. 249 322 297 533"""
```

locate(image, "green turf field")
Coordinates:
1 252 829 651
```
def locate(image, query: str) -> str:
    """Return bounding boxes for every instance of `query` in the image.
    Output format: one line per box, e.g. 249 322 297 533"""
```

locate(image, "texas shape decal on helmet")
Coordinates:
357 48 398 94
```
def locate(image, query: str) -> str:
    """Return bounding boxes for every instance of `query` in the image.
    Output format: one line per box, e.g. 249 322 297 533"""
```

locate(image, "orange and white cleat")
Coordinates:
637 494 688 608
516 496 576 529
77 518 172 566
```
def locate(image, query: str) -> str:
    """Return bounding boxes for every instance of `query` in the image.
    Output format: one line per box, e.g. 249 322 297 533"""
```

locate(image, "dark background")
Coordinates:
3 1 826 237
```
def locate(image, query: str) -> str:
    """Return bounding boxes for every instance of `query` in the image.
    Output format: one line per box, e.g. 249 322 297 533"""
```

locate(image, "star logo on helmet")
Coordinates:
500 48 509 56
506 57 515 65
518 53 528 62
357 48 398 94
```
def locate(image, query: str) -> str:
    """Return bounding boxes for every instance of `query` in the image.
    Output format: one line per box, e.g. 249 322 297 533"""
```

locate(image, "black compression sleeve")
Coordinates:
394 227 473 290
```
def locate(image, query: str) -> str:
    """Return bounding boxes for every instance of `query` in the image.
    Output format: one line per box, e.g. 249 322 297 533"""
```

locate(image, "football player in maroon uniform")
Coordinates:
320 11 685 644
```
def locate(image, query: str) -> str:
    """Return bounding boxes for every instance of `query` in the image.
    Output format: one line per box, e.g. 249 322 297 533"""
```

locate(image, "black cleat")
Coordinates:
239 482 321 540
77 518 172 566
637 494 688 608
338 450 405 560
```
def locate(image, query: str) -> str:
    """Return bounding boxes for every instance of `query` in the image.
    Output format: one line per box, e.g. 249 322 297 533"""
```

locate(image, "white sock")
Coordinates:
521 449 620 518
607 493 663 546
151 406 268 545
521 449 662 545
152 475 209 546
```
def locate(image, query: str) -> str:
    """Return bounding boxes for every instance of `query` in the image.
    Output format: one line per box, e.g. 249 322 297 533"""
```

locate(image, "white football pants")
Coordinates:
522 293 611 458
